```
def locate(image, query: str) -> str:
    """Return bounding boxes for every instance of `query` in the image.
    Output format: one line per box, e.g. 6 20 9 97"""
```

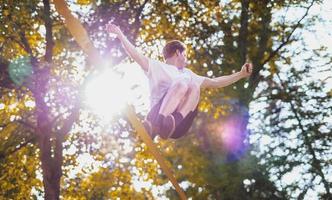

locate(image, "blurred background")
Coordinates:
0 0 331 199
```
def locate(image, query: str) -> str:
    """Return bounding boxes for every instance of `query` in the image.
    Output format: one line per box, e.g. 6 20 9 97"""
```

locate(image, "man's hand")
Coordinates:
106 23 123 37
240 63 253 78
105 22 149 71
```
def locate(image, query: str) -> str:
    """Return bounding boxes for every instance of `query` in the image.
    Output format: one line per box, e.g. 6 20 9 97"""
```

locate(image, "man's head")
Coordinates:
162 40 187 68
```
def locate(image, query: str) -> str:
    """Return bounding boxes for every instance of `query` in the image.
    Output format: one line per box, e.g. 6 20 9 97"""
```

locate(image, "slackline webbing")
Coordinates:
52 1 187 199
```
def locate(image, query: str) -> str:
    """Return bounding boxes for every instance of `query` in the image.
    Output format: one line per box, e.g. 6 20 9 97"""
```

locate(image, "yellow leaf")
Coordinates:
77 0 91 5
3 9 10 16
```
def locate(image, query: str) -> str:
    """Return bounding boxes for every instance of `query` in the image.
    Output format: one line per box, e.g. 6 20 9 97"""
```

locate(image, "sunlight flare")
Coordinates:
84 68 131 121
83 63 149 122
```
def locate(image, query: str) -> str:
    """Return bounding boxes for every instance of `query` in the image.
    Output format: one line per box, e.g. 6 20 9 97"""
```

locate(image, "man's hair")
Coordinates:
162 40 186 60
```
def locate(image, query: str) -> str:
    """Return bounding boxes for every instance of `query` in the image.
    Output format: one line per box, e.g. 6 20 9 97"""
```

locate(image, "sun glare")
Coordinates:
84 63 149 122
84 68 131 121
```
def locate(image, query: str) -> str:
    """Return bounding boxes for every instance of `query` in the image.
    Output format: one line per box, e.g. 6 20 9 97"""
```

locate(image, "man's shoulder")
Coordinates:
149 58 168 67
184 67 196 74
185 68 206 79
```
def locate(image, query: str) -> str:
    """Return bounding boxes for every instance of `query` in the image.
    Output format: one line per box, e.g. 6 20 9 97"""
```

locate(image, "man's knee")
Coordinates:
171 80 189 96
187 82 200 96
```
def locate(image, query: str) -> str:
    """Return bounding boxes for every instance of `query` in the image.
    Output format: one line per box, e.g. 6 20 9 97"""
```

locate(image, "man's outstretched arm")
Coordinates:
106 23 149 72
201 63 253 88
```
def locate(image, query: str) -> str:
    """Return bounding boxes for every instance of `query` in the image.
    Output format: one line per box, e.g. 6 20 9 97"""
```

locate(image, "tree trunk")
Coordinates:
238 0 249 64
38 132 63 200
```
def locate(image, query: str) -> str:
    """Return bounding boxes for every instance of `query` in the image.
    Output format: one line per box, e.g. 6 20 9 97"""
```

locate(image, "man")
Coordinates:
106 23 253 140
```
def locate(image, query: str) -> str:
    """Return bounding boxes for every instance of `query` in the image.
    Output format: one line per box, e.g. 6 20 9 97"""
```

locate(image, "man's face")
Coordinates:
176 50 188 68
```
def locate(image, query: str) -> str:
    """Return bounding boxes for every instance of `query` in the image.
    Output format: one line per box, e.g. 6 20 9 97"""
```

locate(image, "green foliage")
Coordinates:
0 144 42 199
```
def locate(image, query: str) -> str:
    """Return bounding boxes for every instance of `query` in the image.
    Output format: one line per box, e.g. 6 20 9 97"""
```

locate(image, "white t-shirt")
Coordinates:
145 59 206 108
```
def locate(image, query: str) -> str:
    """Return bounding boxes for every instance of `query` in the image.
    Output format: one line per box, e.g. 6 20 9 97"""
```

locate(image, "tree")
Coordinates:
1 0 329 199
250 43 332 198
0 0 153 199
133 0 327 199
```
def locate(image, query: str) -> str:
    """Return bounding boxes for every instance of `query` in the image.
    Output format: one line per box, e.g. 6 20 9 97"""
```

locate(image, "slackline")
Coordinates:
52 1 187 199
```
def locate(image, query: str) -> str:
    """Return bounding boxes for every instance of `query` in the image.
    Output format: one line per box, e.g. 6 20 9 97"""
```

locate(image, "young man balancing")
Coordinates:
106 23 253 140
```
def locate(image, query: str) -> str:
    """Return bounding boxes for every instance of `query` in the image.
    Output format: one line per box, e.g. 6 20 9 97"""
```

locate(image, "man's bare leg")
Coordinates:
167 83 200 139
157 81 201 139
144 81 188 139
146 83 200 139
176 82 200 117
152 80 189 138
158 80 189 116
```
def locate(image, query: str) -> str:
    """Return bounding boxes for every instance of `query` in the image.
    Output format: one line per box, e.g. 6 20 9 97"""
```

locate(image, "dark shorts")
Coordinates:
146 96 198 139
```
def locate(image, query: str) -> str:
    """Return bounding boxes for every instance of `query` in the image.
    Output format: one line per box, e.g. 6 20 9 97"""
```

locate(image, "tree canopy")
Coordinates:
0 0 331 199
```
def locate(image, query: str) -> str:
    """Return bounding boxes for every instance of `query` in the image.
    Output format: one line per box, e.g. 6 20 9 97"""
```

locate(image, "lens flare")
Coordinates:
84 69 130 121
8 56 33 86
217 113 249 161
83 62 150 123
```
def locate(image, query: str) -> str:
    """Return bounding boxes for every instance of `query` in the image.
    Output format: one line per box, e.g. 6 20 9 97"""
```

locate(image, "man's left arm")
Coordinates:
201 63 253 89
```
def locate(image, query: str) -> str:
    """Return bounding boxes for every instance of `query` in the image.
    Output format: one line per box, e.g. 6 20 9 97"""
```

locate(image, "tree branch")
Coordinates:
16 119 36 131
42 0 54 63
249 0 316 98
58 100 81 137
18 31 34 56
0 135 35 161
261 0 315 67
275 71 331 196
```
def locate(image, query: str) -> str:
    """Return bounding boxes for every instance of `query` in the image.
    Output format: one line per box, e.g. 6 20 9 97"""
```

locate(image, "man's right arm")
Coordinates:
201 63 253 88
106 23 149 72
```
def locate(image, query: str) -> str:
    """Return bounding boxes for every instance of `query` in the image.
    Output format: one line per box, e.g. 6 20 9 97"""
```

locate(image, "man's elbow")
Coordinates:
137 56 149 72
202 78 218 88
210 79 225 88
